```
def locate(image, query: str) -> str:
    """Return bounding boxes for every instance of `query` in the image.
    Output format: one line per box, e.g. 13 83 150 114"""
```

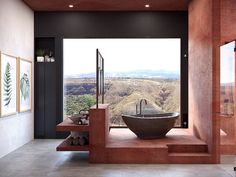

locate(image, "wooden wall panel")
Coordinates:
23 0 190 11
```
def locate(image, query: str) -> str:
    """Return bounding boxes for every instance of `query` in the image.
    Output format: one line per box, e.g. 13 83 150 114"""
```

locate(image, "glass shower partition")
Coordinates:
220 40 236 152
96 49 105 108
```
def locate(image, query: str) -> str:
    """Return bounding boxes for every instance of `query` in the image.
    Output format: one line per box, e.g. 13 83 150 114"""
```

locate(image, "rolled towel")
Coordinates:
78 136 86 146
72 137 80 146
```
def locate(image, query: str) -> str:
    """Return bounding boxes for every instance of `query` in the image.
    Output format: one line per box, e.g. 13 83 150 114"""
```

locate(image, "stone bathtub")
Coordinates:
122 113 179 139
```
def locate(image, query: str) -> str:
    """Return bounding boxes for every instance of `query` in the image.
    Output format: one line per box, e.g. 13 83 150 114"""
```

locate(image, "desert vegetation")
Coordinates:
220 84 234 115
64 77 180 126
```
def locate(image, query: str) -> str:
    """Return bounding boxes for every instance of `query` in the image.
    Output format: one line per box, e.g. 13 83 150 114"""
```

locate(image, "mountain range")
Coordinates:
65 70 180 79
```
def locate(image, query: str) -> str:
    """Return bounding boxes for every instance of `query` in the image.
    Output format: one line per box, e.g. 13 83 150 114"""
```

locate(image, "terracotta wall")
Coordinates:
221 0 236 44
188 0 220 162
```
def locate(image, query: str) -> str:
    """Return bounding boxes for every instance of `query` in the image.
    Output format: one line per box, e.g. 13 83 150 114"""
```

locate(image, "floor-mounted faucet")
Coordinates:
136 99 148 115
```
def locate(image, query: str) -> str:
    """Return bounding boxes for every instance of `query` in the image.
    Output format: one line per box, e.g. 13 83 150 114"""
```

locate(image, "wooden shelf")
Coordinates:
56 118 89 132
56 136 90 151
56 118 90 152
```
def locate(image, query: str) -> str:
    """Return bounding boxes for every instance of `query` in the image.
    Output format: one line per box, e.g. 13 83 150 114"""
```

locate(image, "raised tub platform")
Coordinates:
108 128 206 148
103 128 210 164
57 104 214 164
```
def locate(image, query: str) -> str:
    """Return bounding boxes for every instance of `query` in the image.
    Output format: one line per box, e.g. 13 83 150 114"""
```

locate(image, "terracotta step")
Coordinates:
168 152 210 156
168 153 212 164
106 146 169 163
106 143 168 149
167 144 208 153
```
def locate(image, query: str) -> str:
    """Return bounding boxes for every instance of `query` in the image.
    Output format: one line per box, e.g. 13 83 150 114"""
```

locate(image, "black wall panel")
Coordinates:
34 12 188 138
34 63 45 138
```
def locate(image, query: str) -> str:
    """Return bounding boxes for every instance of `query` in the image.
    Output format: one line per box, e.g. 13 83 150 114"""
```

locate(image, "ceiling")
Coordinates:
22 0 190 11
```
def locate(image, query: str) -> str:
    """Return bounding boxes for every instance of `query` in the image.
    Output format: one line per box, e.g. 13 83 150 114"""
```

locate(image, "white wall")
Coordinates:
0 0 34 158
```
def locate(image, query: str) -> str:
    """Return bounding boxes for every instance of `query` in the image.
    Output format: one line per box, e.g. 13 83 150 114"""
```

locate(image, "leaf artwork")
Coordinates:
3 62 12 106
20 73 30 100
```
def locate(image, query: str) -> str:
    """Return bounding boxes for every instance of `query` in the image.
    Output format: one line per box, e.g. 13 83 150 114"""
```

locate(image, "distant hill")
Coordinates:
65 69 180 79
220 82 234 86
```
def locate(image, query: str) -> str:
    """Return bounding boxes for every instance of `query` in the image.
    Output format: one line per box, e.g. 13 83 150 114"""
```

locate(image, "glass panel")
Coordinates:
96 49 104 107
220 41 235 149
220 41 235 115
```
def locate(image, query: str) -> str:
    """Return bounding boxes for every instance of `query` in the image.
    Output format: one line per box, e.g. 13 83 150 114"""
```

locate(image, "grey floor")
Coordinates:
0 140 235 177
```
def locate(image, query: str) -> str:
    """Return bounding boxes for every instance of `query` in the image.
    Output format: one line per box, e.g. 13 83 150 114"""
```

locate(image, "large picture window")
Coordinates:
63 38 182 127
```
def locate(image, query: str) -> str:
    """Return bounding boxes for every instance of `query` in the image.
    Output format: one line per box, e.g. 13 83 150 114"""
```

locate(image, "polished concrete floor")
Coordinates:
0 140 235 177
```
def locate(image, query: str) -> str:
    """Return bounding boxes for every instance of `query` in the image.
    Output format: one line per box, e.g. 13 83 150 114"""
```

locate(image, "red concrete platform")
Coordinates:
107 128 206 148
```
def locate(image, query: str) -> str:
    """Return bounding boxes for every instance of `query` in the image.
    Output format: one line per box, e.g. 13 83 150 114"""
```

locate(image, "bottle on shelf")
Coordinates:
49 51 55 62
36 48 45 62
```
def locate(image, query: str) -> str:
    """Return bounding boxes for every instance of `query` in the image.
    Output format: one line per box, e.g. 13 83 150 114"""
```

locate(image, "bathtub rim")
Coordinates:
121 112 179 120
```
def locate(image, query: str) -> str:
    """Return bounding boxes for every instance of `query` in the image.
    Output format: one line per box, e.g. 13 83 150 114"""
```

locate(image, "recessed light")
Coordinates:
69 4 74 8
145 4 150 8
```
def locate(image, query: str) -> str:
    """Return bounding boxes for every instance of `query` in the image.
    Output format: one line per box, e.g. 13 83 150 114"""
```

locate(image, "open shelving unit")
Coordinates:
56 104 109 154
56 135 90 151
56 118 90 151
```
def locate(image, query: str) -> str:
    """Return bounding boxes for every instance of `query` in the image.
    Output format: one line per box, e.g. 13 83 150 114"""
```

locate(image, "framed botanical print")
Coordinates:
18 58 32 112
0 52 17 117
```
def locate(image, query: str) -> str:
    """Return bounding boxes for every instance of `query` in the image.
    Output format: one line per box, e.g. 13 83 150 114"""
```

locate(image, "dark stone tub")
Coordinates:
122 113 179 139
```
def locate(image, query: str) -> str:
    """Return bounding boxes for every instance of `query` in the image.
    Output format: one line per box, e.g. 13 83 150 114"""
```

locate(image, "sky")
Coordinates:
220 41 235 84
63 38 181 76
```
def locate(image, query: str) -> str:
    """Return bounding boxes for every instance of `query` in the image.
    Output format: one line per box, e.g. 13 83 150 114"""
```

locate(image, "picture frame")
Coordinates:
18 58 32 112
0 52 17 117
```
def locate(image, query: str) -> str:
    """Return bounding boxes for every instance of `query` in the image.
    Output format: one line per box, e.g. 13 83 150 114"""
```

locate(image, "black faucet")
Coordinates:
139 99 148 116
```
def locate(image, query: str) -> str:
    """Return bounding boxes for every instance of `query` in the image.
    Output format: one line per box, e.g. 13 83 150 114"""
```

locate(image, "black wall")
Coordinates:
34 12 188 138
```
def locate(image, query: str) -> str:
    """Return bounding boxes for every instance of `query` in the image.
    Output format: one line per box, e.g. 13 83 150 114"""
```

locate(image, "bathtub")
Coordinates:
122 113 179 139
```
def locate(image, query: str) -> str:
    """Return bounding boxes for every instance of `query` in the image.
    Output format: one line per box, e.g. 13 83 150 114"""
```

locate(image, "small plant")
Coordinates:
36 49 45 56
156 87 170 110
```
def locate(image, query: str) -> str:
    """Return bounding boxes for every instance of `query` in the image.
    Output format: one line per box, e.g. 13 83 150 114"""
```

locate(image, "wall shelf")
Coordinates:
56 135 90 151
56 118 90 151
56 118 89 132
